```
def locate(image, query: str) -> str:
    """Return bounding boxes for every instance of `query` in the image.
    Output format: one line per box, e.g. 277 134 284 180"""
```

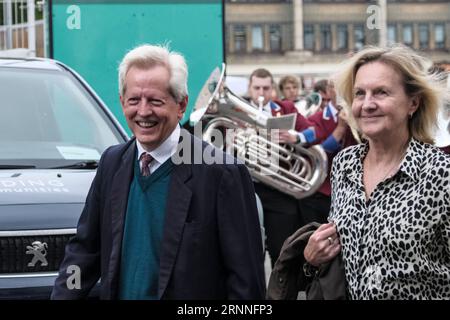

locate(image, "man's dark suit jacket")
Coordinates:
51 129 266 299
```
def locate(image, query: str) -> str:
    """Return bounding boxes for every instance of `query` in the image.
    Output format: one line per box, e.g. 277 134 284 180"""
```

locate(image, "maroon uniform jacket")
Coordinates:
307 108 356 196
440 145 450 154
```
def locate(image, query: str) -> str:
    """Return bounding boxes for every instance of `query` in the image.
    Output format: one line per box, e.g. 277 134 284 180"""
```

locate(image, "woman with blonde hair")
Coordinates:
303 44 450 299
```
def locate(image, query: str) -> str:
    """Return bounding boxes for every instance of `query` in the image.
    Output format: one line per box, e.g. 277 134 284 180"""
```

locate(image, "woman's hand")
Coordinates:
304 222 341 267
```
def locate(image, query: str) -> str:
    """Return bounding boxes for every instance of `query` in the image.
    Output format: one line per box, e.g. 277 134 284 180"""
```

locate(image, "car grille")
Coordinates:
0 232 74 274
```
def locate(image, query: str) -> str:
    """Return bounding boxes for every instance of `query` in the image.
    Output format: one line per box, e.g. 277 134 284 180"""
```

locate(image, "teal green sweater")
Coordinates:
118 158 174 300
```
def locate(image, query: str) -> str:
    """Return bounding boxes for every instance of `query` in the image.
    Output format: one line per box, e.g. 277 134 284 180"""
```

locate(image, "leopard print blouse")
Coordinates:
329 138 450 299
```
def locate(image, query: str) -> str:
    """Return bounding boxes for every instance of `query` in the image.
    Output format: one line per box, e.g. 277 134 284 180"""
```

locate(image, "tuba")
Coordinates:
190 64 327 199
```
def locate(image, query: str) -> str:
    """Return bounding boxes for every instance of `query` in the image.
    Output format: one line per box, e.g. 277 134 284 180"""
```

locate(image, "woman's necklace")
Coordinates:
364 140 409 201
378 137 410 180
378 149 407 182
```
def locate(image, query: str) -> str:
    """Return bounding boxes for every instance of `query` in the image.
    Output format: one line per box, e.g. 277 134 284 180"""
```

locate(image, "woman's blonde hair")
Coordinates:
335 44 449 144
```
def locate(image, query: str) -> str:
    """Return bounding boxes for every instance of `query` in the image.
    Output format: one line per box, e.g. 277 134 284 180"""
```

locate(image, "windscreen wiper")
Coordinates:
0 165 36 169
50 160 98 169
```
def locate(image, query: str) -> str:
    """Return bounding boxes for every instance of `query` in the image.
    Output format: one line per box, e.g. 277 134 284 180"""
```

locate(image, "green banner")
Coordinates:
51 0 223 132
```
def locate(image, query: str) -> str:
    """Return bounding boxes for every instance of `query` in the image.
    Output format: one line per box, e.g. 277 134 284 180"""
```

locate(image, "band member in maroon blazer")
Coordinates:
298 80 357 225
246 68 315 266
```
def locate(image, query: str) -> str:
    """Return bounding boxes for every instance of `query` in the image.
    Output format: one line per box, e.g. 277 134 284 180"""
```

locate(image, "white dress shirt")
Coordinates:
136 124 180 174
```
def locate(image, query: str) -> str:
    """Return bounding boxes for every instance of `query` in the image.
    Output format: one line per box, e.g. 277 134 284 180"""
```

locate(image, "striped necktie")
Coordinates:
140 153 153 177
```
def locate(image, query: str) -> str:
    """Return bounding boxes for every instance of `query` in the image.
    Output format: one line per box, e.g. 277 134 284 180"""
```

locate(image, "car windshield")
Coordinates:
0 66 124 169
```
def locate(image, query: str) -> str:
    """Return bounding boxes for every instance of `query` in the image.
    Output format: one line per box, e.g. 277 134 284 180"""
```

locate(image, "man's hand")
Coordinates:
331 106 349 141
337 106 350 128
278 129 298 144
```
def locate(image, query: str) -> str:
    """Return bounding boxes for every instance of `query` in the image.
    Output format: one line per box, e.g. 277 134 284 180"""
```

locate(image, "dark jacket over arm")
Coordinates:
266 222 346 300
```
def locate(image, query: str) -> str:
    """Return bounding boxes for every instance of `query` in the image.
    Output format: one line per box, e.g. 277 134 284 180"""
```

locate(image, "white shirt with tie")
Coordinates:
136 124 181 175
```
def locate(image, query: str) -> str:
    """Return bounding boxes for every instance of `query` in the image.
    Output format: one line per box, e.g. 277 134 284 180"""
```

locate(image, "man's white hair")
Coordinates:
118 44 188 102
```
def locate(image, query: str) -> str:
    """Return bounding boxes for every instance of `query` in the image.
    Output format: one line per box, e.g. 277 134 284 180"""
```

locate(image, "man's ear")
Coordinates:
178 96 188 118
120 95 125 110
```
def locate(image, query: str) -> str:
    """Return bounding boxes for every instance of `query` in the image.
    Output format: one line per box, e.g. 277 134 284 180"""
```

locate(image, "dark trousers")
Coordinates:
298 192 331 225
254 183 302 266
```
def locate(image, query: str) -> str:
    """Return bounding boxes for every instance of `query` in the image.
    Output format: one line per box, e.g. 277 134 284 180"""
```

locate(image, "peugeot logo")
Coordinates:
26 241 48 267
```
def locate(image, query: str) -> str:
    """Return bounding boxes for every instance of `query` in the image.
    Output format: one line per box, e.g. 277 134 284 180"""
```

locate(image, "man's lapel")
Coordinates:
108 139 135 299
158 162 192 299
158 131 194 299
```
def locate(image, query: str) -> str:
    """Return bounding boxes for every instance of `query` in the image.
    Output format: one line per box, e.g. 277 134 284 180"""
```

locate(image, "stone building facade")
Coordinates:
225 0 450 84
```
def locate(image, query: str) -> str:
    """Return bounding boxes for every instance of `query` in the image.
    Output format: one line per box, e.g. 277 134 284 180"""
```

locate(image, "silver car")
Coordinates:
0 57 128 299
